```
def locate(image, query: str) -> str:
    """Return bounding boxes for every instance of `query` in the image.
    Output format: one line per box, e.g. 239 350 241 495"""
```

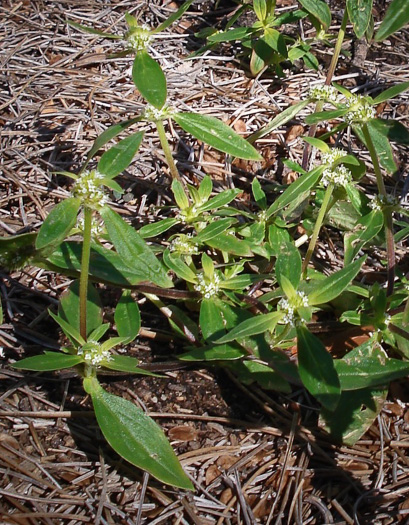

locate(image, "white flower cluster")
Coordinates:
257 210 268 223
278 291 309 326
78 341 112 366
169 233 199 255
321 148 348 167
143 104 171 122
309 85 339 103
344 94 376 124
194 272 221 299
125 25 152 52
72 170 108 210
368 193 397 211
77 216 104 239
321 164 352 188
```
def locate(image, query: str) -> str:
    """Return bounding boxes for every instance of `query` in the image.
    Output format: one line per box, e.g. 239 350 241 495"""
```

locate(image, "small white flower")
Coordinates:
344 94 376 124
278 291 309 326
143 104 172 122
72 170 108 210
321 148 348 167
309 85 340 103
257 210 268 223
368 193 397 211
78 341 112 367
125 25 152 52
169 233 199 255
0 347 5 358
194 272 221 299
321 164 352 188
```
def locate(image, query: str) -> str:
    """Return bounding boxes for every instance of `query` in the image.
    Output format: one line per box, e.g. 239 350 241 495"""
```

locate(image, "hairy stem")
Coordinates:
302 184 334 274
79 206 92 340
155 119 182 182
302 8 349 171
361 123 395 295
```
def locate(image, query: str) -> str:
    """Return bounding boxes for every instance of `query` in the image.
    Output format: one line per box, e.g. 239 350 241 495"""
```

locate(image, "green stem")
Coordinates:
302 184 334 274
155 119 182 182
79 206 93 340
302 8 349 171
361 123 395 295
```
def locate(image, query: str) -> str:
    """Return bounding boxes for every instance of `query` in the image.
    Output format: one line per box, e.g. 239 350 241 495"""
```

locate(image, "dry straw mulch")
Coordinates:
1 1 409 523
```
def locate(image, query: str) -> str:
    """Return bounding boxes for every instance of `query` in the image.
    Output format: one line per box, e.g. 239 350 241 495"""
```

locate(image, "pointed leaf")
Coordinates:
276 242 302 290
195 219 236 243
12 352 83 371
207 27 254 43
179 343 246 361
198 189 240 212
173 112 262 161
372 81 409 105
200 298 226 342
49 311 85 346
308 256 366 305
132 51 167 109
100 207 173 288
139 218 179 239
206 233 253 256
216 311 283 344
297 326 341 411
115 290 141 344
59 280 103 338
154 0 196 33
162 250 197 283
88 380 193 490
171 179 189 210
354 121 397 173
35 198 81 253
367 118 409 145
346 0 373 38
299 0 331 29
83 117 142 169
67 20 121 39
97 132 144 178
375 0 409 41
305 108 349 125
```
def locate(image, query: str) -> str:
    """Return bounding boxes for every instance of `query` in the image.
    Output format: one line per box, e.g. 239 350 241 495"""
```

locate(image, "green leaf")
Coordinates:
101 355 159 376
0 232 38 270
206 233 253 257
305 108 349 125
302 136 330 153
171 179 189 210
173 112 262 161
254 0 267 21
207 27 254 43
200 298 226 342
88 380 193 490
46 241 156 286
67 20 121 39
375 0 409 41
354 121 397 173
115 290 141 344
132 51 167 109
308 256 366 306
297 326 340 411
263 28 287 58
198 189 240 212
336 356 409 390
59 280 103 338
216 311 283 344
226 360 291 393
83 117 142 170
100 207 173 288
276 242 302 290
221 274 266 290
97 132 144 178
372 81 409 105
162 250 197 283
12 352 83 371
195 219 236 243
344 211 384 266
198 176 212 202
49 311 85 346
179 343 246 361
89 323 110 342
248 100 309 143
320 387 387 445
299 0 331 29
368 118 409 145
252 178 267 209
266 165 324 217
139 218 179 239
154 0 196 33
346 0 373 38
35 198 81 253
